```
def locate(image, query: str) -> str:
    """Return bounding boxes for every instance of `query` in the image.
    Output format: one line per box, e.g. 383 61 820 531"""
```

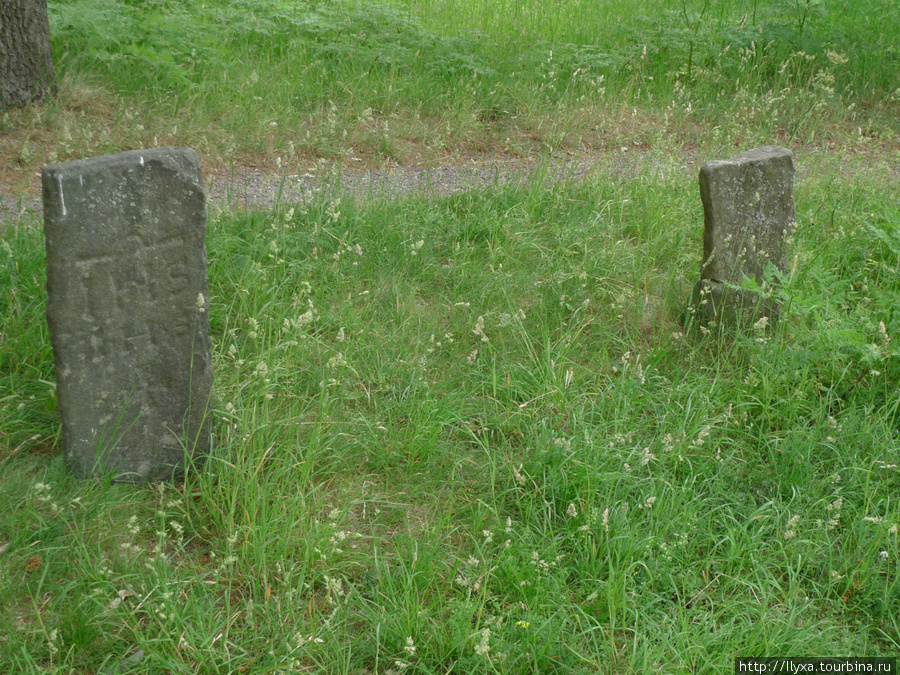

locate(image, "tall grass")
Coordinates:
3 0 892 169
1 1 898 672
1 154 899 672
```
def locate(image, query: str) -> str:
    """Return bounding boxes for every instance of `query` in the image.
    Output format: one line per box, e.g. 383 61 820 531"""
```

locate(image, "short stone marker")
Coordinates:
42 148 213 482
693 145 796 325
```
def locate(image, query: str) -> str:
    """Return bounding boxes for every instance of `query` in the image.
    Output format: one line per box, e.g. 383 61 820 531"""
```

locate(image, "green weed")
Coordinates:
2 157 899 671
1 0 898 670
1 0 890 169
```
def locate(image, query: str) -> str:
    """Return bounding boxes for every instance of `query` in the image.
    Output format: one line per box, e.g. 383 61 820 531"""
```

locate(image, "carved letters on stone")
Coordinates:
42 148 213 481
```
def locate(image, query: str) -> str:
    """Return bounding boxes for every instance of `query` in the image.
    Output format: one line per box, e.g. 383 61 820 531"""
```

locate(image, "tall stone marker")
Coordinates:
694 145 795 325
42 148 213 482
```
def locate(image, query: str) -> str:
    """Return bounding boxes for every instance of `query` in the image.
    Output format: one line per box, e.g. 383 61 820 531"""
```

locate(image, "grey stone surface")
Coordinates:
694 145 795 324
42 148 213 481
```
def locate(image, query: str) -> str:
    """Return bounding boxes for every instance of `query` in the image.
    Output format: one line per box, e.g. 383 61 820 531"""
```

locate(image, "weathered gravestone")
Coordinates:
42 148 213 482
693 145 795 325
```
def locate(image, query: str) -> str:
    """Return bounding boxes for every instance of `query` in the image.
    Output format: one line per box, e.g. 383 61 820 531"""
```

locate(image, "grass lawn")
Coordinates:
1 0 899 673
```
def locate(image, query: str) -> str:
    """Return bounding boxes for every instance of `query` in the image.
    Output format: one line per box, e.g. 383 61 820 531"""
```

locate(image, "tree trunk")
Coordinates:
0 0 55 109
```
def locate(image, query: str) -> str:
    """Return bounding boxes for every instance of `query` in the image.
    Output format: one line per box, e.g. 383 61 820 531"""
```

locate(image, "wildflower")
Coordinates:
47 628 59 655
692 426 711 447
327 353 347 369
826 50 849 66
326 198 341 223
31 483 60 513
640 447 656 466
638 496 656 510
472 316 488 342
404 636 416 656
466 349 478 364
473 628 491 658
601 508 610 532
879 551 889 561
784 514 801 540
296 633 324 647
296 307 317 326
512 464 526 485
324 575 345 605
633 359 646 384
566 503 578 519
254 362 269 378
247 317 260 339
196 293 206 312
879 321 890 345
108 593 124 611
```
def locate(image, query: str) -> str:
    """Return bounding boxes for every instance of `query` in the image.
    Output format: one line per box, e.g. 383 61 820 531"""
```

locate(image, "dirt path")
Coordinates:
1 146 896 223
0 148 697 223
203 150 675 210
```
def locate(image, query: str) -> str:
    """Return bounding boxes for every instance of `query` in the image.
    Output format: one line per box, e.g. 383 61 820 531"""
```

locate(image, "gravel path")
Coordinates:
0 150 687 223
1 146 896 223
203 151 669 211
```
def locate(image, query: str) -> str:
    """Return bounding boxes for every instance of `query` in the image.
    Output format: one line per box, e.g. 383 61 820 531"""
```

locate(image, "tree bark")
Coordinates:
0 0 55 109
